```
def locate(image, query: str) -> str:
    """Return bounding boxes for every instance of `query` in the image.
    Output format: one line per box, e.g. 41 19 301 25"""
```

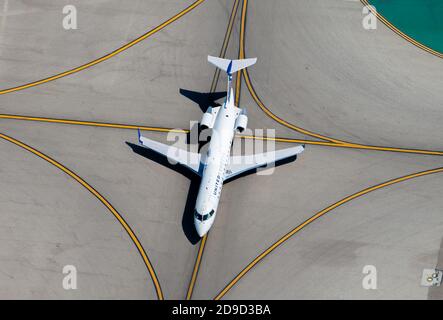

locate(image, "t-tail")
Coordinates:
208 56 257 104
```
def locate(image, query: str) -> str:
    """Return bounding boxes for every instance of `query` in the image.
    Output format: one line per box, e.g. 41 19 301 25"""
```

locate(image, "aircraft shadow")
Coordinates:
127 141 300 245
179 88 226 113
126 142 201 244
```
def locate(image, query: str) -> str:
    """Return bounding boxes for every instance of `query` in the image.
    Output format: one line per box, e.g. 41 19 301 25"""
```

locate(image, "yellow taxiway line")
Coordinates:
237 0 348 145
214 166 443 299
0 0 206 95
186 234 208 300
234 0 248 106
186 0 241 300
1 113 443 156
210 0 241 93
0 132 164 300
243 68 352 145
241 135 443 156
0 114 187 133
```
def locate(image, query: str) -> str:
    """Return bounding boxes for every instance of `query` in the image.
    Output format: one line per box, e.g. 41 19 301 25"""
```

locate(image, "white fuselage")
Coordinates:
194 77 240 237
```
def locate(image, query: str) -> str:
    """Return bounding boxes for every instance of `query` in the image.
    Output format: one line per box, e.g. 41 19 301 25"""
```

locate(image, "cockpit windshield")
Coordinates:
194 209 215 222
194 211 204 221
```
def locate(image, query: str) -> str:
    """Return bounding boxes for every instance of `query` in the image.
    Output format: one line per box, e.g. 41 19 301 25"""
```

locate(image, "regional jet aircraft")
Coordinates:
137 56 305 237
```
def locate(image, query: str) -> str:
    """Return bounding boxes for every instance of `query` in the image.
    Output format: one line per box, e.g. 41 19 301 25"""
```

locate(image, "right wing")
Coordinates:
138 129 201 176
225 145 305 180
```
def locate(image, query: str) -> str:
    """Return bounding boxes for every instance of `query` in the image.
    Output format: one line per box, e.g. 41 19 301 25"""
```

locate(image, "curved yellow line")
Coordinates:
210 0 241 93
0 114 187 133
186 0 241 300
0 132 164 300
214 166 443 299
243 69 351 145
237 0 351 145
240 135 443 156
361 0 443 59
0 0 206 95
234 0 247 106
239 0 443 153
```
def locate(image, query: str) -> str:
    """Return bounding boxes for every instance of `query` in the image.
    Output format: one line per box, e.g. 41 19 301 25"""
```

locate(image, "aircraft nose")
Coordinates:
195 220 210 237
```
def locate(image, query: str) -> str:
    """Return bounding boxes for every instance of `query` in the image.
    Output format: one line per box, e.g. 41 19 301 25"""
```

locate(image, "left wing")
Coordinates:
225 145 305 180
138 129 201 176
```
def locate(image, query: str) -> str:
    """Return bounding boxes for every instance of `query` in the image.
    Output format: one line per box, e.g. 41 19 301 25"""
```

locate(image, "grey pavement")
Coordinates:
0 0 442 299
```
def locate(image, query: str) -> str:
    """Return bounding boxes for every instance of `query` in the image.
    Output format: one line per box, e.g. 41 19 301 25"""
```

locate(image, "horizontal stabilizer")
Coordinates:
208 56 257 75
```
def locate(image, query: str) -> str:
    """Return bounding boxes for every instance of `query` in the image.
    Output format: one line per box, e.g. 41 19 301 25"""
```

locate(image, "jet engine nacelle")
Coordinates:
235 113 248 133
200 107 214 129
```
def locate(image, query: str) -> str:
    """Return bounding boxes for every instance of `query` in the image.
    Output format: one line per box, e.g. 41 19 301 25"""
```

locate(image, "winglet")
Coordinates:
137 128 143 145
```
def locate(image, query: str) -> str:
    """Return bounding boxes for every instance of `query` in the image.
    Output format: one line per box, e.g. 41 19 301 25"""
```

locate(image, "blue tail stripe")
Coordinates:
227 60 233 75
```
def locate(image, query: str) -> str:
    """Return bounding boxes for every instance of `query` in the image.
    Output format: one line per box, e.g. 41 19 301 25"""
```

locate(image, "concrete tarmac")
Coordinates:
0 0 442 299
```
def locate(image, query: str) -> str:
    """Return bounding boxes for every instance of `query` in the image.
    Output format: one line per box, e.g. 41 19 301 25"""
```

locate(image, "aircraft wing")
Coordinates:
225 145 305 180
137 129 202 176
